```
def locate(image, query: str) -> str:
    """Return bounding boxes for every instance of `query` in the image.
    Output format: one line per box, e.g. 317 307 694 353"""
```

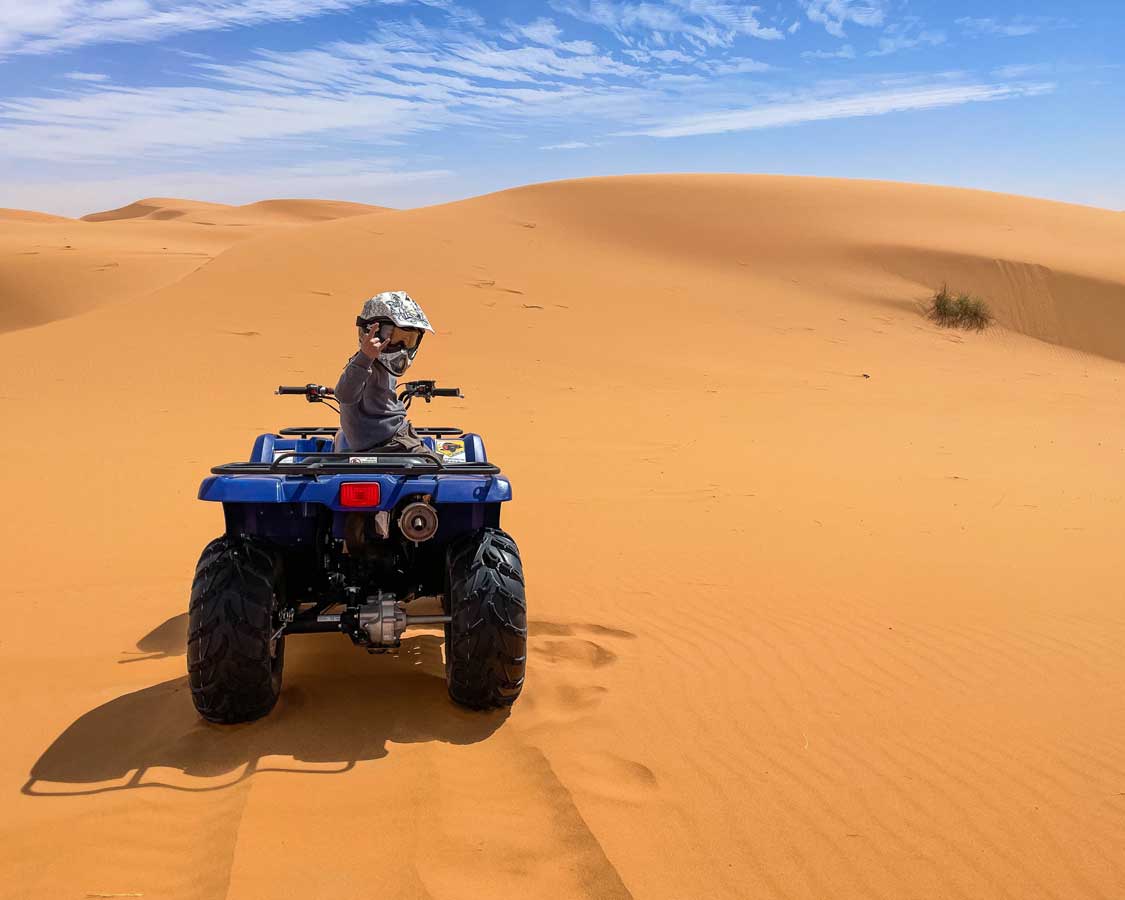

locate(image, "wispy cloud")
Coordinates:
801 0 887 38
0 21 649 162
541 140 601 149
991 63 1053 79
802 45 855 60
869 20 945 57
63 71 110 82
505 17 598 54
624 80 1056 138
0 82 445 161
957 17 1057 38
551 0 784 47
706 57 772 74
0 0 447 57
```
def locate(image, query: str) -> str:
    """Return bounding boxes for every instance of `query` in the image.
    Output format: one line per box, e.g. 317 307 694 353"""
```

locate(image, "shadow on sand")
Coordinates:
118 612 190 663
25 631 506 796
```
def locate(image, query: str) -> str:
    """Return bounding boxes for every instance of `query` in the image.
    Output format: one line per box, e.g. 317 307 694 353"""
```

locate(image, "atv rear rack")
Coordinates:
212 450 500 477
279 426 464 439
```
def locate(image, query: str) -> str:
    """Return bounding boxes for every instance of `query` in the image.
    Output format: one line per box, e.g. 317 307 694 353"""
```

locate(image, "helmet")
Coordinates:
356 291 433 376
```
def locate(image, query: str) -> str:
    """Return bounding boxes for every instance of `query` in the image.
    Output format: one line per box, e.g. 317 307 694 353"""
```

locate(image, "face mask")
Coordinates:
379 348 414 377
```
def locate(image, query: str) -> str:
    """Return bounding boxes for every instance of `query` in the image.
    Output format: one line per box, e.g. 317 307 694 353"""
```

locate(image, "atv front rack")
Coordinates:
212 450 500 477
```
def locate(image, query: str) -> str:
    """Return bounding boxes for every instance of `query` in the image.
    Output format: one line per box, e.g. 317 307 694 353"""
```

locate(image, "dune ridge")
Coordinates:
0 208 74 223
81 196 388 225
1 196 391 333
1 175 1123 900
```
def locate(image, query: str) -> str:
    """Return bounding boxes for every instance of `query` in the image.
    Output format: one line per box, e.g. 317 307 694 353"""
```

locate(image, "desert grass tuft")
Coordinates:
927 284 994 331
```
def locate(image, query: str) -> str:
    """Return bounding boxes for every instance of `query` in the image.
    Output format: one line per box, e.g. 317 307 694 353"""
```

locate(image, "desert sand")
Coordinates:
0 175 1123 900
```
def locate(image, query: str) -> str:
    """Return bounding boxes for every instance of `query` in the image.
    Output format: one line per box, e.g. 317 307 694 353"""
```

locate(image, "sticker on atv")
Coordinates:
435 439 466 462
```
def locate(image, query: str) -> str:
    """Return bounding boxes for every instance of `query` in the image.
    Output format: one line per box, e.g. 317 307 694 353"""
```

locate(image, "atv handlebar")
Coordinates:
398 380 462 409
275 381 462 408
277 384 336 403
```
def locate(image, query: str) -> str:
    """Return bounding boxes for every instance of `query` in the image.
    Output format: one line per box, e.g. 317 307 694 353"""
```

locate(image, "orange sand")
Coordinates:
0 177 1123 900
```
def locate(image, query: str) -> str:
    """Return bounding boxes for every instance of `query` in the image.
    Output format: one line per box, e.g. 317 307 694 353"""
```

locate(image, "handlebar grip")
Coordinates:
432 388 462 397
276 384 335 397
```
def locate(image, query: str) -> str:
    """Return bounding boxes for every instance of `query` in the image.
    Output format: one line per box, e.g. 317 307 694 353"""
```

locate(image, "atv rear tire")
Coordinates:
444 528 527 709
187 536 285 724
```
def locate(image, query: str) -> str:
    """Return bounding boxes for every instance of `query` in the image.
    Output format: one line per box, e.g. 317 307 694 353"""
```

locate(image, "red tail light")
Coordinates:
340 482 381 507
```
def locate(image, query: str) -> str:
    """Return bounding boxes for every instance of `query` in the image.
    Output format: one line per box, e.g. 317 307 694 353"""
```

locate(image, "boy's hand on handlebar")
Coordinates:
360 324 386 361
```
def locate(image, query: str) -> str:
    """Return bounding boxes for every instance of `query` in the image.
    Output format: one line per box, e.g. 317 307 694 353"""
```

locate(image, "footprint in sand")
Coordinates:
521 621 636 721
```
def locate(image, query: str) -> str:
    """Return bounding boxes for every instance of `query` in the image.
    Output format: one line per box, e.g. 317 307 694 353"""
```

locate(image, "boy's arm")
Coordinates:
335 326 386 403
334 352 376 404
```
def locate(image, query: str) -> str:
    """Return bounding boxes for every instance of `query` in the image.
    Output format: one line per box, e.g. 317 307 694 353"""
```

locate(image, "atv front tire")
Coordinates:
444 528 527 709
187 536 285 724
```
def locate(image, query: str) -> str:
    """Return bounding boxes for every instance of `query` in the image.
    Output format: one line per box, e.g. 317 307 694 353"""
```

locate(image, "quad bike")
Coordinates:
188 380 526 724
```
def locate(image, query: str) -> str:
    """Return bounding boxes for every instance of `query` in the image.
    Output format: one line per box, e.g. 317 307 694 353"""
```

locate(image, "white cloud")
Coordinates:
624 80 1056 138
650 48 697 62
0 23 653 163
957 17 1051 38
868 21 945 57
801 0 886 38
991 63 1053 79
63 71 111 82
0 84 445 160
540 140 601 149
802 45 855 60
505 17 598 55
0 0 448 56
552 0 784 46
707 57 772 74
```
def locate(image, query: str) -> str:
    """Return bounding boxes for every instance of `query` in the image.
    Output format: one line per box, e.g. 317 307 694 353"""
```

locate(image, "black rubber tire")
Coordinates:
187 536 285 724
444 528 528 710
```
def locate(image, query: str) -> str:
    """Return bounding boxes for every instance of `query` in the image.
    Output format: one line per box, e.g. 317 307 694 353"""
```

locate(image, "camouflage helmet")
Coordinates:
359 290 434 333
357 290 433 376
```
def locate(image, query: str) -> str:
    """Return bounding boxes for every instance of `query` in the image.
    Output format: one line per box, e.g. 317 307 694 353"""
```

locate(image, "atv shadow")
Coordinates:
117 612 189 663
24 633 506 796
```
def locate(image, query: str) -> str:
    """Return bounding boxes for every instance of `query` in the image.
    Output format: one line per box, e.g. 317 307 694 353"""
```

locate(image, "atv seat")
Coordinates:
332 429 439 454
333 429 488 462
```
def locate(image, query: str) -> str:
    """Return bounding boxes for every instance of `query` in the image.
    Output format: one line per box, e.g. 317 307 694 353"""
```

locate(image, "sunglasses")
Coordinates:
356 317 424 351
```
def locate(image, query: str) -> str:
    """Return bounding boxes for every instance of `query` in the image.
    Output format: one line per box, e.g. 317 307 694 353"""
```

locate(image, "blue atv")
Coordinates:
190 380 526 723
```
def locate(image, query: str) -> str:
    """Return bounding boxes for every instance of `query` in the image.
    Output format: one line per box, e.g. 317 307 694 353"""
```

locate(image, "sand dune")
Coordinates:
2 197 389 332
234 198 390 223
81 197 237 223
82 196 388 225
0 208 73 223
1 176 1123 900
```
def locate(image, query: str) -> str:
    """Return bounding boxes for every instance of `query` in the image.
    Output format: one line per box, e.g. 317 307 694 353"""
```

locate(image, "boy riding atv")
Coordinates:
188 289 526 723
336 291 436 457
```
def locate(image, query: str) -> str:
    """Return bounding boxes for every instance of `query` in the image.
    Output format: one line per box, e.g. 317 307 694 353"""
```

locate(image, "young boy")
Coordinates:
334 291 434 454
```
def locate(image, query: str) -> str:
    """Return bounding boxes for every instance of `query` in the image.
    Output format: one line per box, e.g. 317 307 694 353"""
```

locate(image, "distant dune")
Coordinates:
0 207 73 223
81 196 388 225
1 175 1124 900
2 196 388 332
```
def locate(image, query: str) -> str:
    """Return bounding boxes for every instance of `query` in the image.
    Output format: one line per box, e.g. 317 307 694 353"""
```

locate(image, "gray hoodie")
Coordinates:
334 352 406 450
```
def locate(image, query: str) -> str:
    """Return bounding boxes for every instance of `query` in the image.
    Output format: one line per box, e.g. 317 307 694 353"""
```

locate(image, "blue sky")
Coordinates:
0 1 1121 215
